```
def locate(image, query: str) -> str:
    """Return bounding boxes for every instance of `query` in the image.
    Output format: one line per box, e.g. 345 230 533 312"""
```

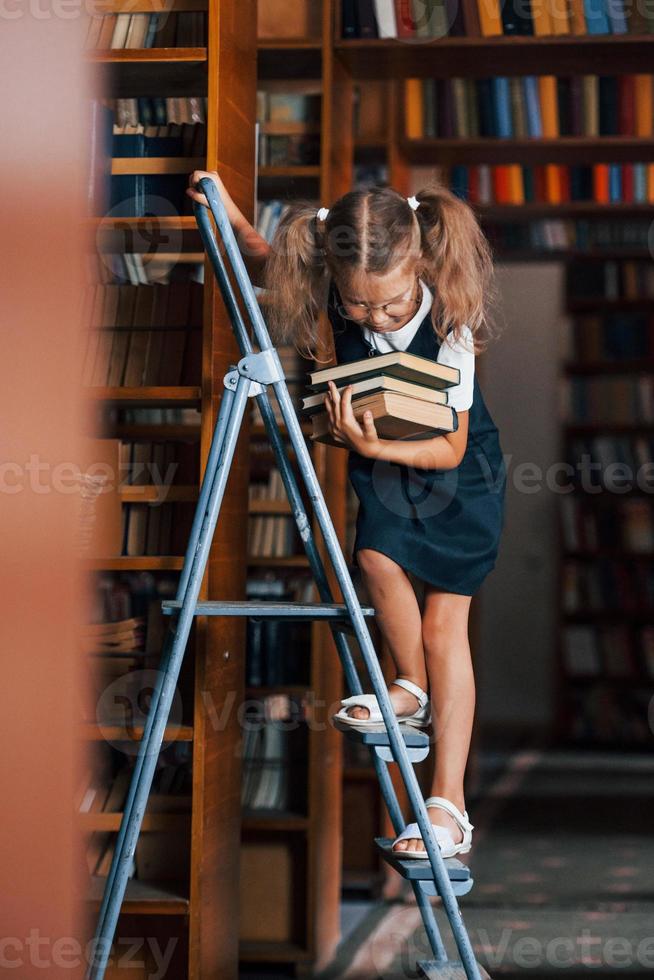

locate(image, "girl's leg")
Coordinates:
343 548 429 721
392 586 475 853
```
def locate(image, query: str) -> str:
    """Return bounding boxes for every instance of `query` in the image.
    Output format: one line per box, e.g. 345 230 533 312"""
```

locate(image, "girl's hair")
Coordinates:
261 180 500 363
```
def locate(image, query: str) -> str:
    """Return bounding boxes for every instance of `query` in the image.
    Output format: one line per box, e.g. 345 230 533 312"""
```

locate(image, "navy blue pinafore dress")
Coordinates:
326 280 507 596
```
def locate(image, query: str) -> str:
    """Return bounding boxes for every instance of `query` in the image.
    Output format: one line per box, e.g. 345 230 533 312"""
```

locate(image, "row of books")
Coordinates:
109 173 192 218
405 75 654 140
121 501 195 557
563 377 654 423
83 326 201 388
241 695 308 812
106 406 202 427
566 435 654 490
483 218 653 252
302 350 459 446
567 313 654 361
114 96 207 130
81 615 146 656
258 132 320 167
567 259 654 300
447 163 654 206
563 624 654 679
256 199 294 244
79 751 192 880
248 514 300 558
256 91 321 125
92 571 179 627
564 684 652 746
81 283 203 388
85 11 206 50
245 578 313 687
561 558 654 613
560 495 654 552
119 440 199 488
342 0 653 39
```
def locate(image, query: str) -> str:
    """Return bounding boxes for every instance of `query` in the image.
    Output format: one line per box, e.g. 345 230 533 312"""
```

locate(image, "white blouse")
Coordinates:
361 278 475 412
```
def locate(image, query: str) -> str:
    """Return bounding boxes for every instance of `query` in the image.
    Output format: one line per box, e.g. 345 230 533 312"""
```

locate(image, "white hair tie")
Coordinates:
407 195 420 210
317 207 330 221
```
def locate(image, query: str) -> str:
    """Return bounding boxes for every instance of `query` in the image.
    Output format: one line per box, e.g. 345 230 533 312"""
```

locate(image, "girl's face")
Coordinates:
335 261 422 332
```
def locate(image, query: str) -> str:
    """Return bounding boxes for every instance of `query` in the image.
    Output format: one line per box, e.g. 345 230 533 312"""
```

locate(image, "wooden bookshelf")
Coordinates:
81 1 256 978
555 254 654 749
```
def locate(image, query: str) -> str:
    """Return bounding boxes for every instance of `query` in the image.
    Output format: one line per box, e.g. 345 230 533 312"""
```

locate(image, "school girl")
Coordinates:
187 172 507 860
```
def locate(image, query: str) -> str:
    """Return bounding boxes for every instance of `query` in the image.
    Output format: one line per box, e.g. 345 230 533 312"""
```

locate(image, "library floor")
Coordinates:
240 734 654 980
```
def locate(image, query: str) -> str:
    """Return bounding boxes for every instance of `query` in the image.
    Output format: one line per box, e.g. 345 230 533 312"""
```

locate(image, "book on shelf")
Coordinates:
304 350 459 446
241 694 309 813
340 0 654 39
81 281 203 388
85 11 207 51
245 577 312 686
405 74 654 141
301 372 449 413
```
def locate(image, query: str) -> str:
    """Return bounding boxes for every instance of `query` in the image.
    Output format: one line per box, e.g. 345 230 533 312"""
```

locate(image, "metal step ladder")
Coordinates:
85 178 488 980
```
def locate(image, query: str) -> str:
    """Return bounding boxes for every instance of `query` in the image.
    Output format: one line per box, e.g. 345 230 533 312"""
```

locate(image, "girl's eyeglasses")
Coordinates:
332 277 422 322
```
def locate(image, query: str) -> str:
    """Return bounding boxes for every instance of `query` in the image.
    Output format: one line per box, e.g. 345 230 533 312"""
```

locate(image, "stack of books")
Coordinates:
301 351 460 447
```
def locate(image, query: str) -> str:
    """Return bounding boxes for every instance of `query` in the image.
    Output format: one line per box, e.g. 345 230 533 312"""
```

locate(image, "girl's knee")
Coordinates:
356 548 401 579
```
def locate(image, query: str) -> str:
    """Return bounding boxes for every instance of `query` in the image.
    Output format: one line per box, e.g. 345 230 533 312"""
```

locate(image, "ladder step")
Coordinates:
342 728 430 749
161 600 376 621
417 959 491 980
374 837 471 883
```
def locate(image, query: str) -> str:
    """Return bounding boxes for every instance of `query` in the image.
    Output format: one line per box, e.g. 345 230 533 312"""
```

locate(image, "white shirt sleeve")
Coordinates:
436 323 475 412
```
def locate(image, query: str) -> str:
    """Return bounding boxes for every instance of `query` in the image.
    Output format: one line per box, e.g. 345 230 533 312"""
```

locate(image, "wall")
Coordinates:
477 262 568 733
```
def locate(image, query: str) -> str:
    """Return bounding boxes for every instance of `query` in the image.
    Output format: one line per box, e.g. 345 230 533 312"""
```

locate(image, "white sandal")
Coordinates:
391 796 474 859
331 678 431 732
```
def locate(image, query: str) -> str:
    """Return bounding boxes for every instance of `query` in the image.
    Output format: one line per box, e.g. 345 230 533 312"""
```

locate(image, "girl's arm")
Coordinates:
186 170 271 287
324 381 469 470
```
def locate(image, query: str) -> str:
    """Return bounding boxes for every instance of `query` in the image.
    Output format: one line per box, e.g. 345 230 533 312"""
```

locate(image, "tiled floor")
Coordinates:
317 742 654 980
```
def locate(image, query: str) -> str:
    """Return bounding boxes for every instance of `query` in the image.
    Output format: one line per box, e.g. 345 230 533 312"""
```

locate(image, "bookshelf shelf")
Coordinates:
85 556 186 570
259 165 322 177
80 812 191 832
246 555 311 567
112 423 201 440
120 485 198 502
248 499 293 514
241 811 310 831
335 35 654 79
90 48 207 63
87 386 201 406
111 156 205 175
87 876 190 915
79 723 194 741
401 137 654 166
239 940 312 963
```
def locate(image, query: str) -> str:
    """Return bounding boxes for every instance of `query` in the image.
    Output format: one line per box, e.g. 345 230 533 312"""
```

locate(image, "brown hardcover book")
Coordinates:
142 283 169 385
124 285 155 386
96 13 118 49
308 349 459 392
309 391 456 447
302 372 449 415
160 282 191 385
